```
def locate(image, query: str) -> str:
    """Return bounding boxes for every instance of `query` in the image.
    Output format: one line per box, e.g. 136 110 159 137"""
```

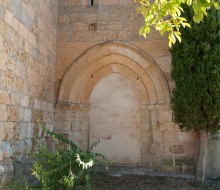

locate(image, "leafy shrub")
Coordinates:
27 121 108 190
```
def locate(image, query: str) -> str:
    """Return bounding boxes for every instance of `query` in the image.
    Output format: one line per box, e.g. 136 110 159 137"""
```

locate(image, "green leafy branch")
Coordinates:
135 0 220 46
27 120 110 190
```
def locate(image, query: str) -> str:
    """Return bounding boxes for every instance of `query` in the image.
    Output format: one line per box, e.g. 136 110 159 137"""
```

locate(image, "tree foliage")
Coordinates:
171 5 220 134
135 0 220 46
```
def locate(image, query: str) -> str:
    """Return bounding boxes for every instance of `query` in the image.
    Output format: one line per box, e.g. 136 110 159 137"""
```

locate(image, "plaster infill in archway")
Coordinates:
58 41 170 106
89 73 142 164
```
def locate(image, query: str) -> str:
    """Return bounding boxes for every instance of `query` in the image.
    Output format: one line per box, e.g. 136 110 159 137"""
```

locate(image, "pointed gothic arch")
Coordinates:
58 41 170 106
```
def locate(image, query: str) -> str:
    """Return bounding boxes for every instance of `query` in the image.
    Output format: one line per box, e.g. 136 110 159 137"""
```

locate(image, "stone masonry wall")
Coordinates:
55 0 196 174
55 104 90 151
56 0 172 89
0 0 57 185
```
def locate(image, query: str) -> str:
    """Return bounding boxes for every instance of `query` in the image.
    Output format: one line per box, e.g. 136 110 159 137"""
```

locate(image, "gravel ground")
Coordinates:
90 173 220 190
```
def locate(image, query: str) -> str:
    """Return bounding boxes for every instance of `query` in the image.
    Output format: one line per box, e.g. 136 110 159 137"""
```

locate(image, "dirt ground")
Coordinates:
4 173 220 190
90 173 220 190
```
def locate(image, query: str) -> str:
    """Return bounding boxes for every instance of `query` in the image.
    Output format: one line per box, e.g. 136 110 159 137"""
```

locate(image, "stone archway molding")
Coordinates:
58 41 170 106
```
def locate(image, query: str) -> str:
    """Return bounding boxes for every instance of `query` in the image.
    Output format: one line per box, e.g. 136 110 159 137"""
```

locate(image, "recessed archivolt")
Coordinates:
79 63 150 104
58 41 170 106
70 55 152 104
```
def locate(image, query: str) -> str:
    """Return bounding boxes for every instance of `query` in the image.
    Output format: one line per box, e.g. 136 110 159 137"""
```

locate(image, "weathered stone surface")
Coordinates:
0 160 14 186
0 90 10 104
0 142 13 161
0 105 8 122
206 134 220 177
158 110 173 122
0 6 5 20
150 142 163 155
169 144 185 154
0 0 57 185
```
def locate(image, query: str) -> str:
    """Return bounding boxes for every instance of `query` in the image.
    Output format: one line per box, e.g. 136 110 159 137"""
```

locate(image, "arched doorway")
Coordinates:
56 41 172 167
89 73 141 164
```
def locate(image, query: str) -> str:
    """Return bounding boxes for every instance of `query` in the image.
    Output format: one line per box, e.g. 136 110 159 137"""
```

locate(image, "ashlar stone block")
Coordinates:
0 142 13 160
5 9 13 26
0 89 10 104
21 95 29 107
159 109 173 122
150 142 163 155
140 122 150 132
0 104 8 122
0 160 14 185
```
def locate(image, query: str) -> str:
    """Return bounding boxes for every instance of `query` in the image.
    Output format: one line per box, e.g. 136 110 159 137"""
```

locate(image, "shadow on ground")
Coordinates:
89 173 220 190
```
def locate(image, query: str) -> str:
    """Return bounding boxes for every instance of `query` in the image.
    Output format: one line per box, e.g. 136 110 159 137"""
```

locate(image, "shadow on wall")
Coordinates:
206 135 220 177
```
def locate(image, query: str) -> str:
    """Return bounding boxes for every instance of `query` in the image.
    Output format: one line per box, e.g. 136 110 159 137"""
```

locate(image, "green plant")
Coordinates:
171 4 220 183
27 121 109 190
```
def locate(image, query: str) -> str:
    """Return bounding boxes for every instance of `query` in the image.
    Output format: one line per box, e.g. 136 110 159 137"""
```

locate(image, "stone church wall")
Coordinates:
55 0 196 174
0 0 57 184
56 0 172 86
0 0 220 185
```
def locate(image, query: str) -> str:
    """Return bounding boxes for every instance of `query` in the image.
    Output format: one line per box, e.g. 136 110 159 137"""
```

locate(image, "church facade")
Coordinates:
0 0 219 185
